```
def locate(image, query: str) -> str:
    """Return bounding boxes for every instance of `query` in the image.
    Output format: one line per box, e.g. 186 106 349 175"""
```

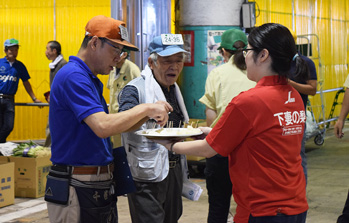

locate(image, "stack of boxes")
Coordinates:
0 155 51 207
0 156 14 208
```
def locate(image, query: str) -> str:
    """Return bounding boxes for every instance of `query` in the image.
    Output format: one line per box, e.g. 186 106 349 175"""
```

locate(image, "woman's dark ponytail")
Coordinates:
231 41 247 70
248 23 310 82
233 49 246 70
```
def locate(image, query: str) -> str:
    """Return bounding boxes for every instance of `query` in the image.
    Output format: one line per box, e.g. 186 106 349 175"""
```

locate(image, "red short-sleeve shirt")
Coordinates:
206 76 308 223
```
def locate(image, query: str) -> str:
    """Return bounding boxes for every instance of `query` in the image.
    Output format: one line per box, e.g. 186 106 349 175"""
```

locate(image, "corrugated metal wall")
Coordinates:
255 0 349 124
0 0 110 141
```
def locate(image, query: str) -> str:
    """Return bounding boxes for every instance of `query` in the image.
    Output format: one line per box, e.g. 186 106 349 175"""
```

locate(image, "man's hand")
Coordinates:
155 100 173 112
334 119 345 139
33 98 42 103
33 98 44 109
148 101 173 127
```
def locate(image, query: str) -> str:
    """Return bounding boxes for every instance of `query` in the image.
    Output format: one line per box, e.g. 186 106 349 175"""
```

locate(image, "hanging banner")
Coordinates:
207 30 225 74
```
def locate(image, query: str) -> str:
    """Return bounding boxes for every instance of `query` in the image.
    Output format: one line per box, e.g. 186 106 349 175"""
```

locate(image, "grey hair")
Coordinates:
149 53 159 66
148 52 186 66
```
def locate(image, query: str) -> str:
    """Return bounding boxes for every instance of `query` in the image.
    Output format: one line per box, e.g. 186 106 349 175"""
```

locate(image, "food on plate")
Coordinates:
140 126 202 137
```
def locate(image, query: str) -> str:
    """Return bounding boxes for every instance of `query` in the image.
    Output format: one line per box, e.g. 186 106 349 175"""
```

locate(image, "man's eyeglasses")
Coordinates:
104 40 123 56
242 48 255 58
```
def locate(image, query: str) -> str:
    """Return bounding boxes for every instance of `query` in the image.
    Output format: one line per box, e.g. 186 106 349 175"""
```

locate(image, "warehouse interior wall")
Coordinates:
0 0 111 141
0 0 348 140
254 0 349 127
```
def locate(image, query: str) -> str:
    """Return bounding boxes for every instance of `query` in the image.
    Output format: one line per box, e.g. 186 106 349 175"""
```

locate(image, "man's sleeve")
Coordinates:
306 58 317 80
17 62 30 81
199 70 216 110
64 73 104 122
106 68 115 89
130 64 141 79
118 85 139 112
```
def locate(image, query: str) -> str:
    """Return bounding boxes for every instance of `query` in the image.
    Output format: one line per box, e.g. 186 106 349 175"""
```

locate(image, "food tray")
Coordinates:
135 128 203 139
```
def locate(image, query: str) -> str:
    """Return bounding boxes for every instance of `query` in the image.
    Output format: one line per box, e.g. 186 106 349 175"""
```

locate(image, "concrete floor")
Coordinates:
1 126 349 223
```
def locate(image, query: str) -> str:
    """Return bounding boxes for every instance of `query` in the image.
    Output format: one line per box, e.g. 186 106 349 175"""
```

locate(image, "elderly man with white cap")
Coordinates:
118 34 189 223
46 16 172 223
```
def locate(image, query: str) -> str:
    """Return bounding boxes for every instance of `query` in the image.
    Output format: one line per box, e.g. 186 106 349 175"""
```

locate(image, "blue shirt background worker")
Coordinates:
0 38 42 143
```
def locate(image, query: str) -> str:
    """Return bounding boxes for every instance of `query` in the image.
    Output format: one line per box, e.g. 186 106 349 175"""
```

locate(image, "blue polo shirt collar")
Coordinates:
69 55 93 74
68 55 106 108
3 57 17 64
68 56 103 88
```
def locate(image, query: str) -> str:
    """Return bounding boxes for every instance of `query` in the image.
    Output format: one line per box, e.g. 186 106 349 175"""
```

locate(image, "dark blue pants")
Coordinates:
0 98 15 143
74 186 118 223
337 190 349 223
300 132 307 184
205 154 232 223
248 211 307 223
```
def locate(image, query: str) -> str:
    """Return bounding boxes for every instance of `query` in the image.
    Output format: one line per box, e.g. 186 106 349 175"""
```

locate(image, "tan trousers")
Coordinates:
46 173 112 223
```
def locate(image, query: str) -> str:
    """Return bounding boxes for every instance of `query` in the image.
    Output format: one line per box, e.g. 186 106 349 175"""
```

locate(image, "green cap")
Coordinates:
218 29 247 51
122 47 131 54
4 38 19 47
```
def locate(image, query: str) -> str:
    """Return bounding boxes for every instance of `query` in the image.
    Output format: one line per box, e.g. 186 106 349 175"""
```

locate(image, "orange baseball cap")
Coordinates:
85 15 139 51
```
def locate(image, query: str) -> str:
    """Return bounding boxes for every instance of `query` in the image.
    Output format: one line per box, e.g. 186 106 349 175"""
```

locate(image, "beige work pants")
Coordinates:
46 173 112 223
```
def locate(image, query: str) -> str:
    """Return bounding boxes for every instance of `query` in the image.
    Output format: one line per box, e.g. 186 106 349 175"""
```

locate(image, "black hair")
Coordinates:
248 23 309 81
5 45 19 51
81 36 107 49
232 41 247 70
48 40 62 55
222 41 247 70
122 47 131 59
81 36 93 49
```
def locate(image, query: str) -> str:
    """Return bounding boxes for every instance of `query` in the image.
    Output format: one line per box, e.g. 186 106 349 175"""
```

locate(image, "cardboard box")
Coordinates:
0 156 9 162
0 161 15 207
9 156 52 198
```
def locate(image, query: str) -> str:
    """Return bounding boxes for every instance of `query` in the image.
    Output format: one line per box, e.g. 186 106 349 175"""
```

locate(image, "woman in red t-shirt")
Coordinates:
155 23 310 223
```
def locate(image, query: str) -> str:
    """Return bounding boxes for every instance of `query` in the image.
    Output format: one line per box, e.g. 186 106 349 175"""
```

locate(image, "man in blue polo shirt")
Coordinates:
0 38 42 143
46 15 172 223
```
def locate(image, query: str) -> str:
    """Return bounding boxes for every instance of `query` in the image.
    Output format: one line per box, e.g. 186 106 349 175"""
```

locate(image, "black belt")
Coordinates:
0 94 14 99
169 156 180 168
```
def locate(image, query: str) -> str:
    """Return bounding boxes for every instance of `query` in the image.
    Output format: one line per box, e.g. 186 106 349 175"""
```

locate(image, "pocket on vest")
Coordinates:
127 146 166 181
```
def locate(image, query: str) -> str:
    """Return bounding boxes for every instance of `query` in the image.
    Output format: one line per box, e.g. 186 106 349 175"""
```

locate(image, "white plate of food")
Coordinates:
135 127 203 139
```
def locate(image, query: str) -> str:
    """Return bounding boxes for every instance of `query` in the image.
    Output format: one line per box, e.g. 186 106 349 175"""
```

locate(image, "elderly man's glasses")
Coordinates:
242 48 255 58
104 40 123 56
